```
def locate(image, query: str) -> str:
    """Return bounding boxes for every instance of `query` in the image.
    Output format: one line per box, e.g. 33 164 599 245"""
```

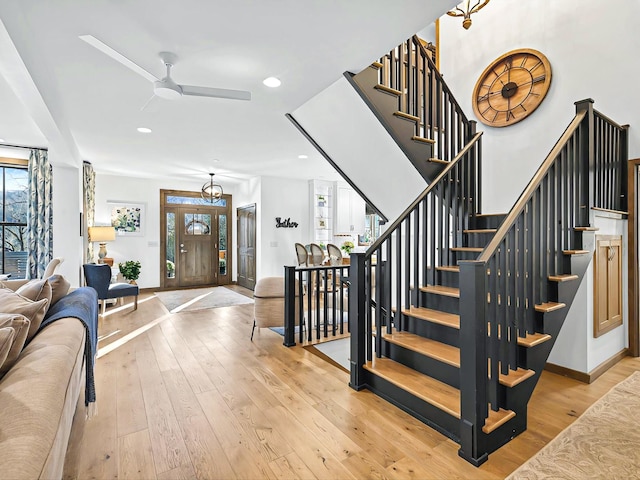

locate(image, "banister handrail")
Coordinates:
476 111 586 263
365 131 483 256
412 35 470 125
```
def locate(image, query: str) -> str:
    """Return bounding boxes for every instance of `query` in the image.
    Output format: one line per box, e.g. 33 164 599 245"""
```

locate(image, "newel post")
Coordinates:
349 252 367 390
283 266 296 347
575 98 594 225
458 260 489 466
620 124 630 212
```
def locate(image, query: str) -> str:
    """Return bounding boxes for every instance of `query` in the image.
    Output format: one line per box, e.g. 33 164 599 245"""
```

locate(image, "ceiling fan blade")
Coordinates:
79 34 159 83
180 85 251 101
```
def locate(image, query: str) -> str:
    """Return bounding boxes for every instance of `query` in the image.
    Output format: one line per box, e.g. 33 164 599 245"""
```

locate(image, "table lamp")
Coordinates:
88 226 116 265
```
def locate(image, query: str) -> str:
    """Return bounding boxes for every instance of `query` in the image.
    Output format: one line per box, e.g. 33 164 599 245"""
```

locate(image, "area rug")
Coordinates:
155 286 253 313
507 371 640 479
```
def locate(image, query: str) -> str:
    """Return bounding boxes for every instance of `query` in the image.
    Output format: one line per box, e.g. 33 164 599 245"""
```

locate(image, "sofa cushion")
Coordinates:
0 288 48 341
0 317 85 480
47 274 71 307
0 314 30 376
16 278 53 305
0 326 14 369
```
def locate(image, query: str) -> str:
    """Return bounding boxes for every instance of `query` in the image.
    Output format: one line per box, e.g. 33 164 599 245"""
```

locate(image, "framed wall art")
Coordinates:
107 201 145 236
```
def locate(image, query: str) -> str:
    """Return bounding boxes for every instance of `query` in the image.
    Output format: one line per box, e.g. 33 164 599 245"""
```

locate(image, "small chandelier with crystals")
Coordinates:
447 0 490 29
201 173 223 202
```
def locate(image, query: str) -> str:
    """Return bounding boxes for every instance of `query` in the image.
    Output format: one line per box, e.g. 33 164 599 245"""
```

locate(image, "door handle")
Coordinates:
180 249 187 253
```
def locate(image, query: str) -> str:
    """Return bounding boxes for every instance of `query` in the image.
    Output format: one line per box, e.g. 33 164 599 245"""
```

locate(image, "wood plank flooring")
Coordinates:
63 286 640 479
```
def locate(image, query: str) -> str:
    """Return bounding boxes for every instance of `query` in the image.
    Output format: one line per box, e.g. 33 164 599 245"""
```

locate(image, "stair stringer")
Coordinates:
346 66 444 184
289 76 427 222
467 230 596 460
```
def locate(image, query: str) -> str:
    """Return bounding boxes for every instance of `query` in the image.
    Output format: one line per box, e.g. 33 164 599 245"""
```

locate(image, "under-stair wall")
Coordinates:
289 77 427 223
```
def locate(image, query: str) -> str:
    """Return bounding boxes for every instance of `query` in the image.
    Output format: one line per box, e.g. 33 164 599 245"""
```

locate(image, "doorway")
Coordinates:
628 159 640 357
237 203 256 290
160 189 231 289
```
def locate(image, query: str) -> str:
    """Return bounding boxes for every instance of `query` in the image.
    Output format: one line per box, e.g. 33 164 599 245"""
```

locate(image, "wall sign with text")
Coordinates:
275 217 298 228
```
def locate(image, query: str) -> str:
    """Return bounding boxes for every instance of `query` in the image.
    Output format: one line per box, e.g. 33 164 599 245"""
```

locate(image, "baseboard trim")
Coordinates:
545 348 629 384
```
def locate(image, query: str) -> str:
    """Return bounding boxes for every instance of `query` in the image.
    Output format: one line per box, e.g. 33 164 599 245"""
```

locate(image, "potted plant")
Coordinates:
119 260 141 284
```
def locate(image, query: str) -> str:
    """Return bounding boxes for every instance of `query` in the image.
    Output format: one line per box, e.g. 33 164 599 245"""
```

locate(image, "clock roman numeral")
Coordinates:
532 74 546 83
502 56 512 73
529 60 543 73
477 93 489 102
520 54 528 68
506 110 515 121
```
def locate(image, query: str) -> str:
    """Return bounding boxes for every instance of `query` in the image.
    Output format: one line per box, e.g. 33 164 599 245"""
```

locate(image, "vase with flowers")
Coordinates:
341 241 354 255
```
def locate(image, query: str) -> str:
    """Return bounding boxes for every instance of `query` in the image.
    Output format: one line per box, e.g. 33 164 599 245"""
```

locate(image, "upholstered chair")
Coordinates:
83 263 139 316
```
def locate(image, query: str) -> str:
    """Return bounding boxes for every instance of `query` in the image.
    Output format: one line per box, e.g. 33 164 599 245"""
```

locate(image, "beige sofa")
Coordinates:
0 265 87 479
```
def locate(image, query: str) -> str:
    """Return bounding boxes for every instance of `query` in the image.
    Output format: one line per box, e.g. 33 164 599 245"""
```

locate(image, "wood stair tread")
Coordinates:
451 246 483 252
381 330 460 367
363 358 516 434
428 157 450 164
412 135 436 145
402 307 460 329
374 84 402 96
535 301 566 313
563 249 589 255
363 357 461 418
574 226 599 231
548 274 579 282
371 61 384 69
517 332 552 347
436 265 460 273
498 367 536 387
419 285 460 298
393 111 420 122
483 408 516 434
463 228 497 234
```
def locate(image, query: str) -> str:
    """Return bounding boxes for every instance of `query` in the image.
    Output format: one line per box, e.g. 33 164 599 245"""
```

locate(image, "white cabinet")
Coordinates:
335 185 365 235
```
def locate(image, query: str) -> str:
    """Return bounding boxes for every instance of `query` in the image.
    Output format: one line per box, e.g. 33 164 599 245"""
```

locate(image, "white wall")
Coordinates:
259 176 310 278
93 173 220 289
439 0 640 213
51 164 82 285
439 0 635 373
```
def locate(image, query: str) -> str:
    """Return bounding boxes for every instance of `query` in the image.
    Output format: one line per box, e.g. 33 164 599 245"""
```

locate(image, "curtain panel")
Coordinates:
83 161 96 263
27 149 53 279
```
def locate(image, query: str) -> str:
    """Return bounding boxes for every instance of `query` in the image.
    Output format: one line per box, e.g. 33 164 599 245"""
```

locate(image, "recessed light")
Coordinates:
263 76 281 88
137 127 152 133
298 154 308 159
212 158 220 163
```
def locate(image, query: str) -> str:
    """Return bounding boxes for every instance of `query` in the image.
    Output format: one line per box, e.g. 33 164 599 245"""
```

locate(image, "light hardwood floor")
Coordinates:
63 287 640 479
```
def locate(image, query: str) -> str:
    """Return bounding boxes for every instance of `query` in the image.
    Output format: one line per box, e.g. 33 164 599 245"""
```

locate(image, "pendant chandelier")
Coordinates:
201 173 223 202
447 0 490 29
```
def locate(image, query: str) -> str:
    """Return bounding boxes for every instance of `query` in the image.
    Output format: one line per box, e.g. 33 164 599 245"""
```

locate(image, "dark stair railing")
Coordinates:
377 35 470 163
349 130 483 387
458 98 628 464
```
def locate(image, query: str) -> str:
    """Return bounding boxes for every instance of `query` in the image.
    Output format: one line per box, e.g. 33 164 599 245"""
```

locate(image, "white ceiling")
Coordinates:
0 0 457 187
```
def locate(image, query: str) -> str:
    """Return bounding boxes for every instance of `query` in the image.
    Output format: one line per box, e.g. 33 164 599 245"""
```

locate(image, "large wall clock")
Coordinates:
472 48 552 127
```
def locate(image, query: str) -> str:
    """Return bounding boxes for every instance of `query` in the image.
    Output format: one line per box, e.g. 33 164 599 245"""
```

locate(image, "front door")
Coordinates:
178 207 216 286
160 189 232 289
237 204 256 290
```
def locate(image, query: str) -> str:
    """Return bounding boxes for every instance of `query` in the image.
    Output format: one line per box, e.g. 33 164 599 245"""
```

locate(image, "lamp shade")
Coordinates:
88 226 116 242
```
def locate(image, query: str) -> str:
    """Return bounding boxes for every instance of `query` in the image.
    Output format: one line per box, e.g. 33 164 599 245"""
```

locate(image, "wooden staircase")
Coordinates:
343 36 629 467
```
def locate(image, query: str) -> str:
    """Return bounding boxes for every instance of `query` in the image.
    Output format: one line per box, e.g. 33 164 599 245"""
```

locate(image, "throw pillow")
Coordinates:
0 287 49 341
16 278 53 305
0 326 15 372
0 313 30 375
47 274 71 307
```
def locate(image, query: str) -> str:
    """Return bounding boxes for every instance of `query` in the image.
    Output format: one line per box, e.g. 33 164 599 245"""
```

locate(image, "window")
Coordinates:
0 162 28 278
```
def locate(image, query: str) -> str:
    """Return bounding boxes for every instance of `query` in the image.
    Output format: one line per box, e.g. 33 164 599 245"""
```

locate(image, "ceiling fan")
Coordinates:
79 34 251 101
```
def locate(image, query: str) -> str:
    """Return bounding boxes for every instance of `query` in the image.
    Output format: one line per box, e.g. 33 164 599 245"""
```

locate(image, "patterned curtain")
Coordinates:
27 149 53 279
83 161 96 263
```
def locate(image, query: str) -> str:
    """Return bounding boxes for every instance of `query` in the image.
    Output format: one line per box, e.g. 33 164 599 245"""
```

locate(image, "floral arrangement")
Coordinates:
341 241 355 255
